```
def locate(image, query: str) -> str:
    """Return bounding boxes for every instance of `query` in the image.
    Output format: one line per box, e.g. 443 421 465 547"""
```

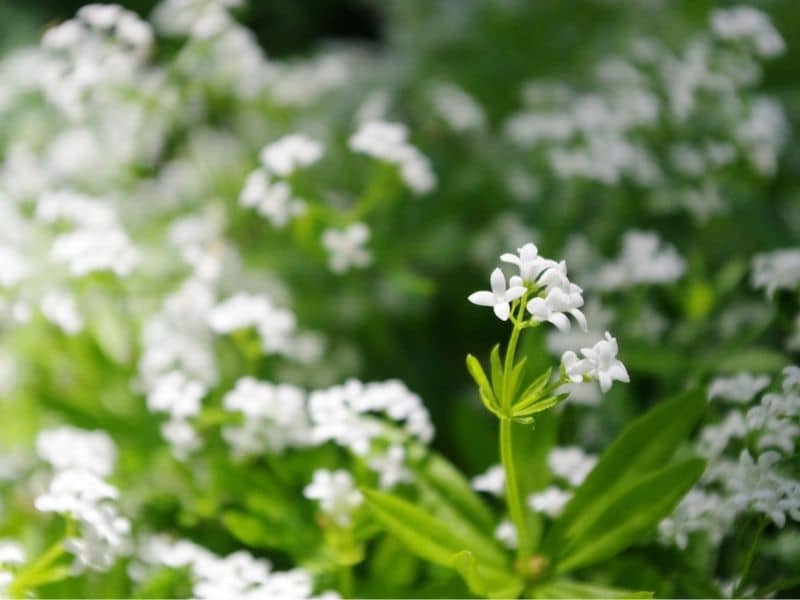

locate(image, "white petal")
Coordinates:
549 313 570 331
570 309 588 331
506 286 526 301
468 291 495 307
490 268 507 295
494 302 510 321
598 372 612 393
500 253 520 265
609 362 630 383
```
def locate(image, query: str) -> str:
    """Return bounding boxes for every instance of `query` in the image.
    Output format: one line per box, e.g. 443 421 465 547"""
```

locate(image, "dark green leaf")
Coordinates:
554 459 705 573
545 388 705 554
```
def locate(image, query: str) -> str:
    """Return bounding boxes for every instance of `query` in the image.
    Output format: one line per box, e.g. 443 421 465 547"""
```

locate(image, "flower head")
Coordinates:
468 268 526 321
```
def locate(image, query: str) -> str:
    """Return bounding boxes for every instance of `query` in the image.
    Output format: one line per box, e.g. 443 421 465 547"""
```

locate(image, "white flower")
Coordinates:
321 223 371 273
368 445 411 489
36 427 116 477
494 520 517 549
711 7 785 58
429 82 486 132
708 373 771 404
40 290 84 334
303 469 363 527
528 486 572 517
526 262 586 331
349 120 436 195
239 169 306 228
221 377 310 457
259 134 324 176
548 446 597 487
147 371 206 419
468 268 526 321
592 231 685 291
161 418 203 460
560 350 593 383
471 464 505 497
752 248 800 298
500 243 549 282
575 332 630 393
0 541 24 566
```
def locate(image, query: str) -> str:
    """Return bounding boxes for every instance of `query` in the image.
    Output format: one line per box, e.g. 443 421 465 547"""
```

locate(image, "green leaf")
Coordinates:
507 356 529 401
453 551 523 599
416 452 496 534
513 367 552 410
466 354 499 413
554 459 705 573
511 412 556 550
363 489 508 569
532 579 653 599
512 393 567 418
544 388 705 554
490 344 503 397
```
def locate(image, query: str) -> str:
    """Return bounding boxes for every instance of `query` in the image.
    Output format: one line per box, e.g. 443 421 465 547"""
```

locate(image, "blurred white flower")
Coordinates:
528 486 571 517
259 134 324 176
471 464 505 497
322 223 371 273
303 469 363 527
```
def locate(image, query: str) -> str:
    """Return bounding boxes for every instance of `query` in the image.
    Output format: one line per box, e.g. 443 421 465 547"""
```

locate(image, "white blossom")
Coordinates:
321 223 372 273
239 169 306 228
368 445 411 489
303 469 363 527
708 373 771 404
147 370 206 419
528 486 572 517
548 446 597 487
468 268 525 321
752 248 800 297
259 134 324 176
471 464 505 497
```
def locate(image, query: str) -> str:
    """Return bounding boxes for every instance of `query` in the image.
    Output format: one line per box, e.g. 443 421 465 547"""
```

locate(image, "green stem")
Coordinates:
500 417 531 564
734 517 768 598
499 296 532 565
9 538 66 598
338 564 354 598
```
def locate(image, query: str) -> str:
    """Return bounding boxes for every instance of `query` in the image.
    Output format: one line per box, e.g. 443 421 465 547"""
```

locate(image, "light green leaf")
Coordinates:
513 367 552 410
416 452 496 534
532 578 653 598
490 344 503 397
545 388 705 554
363 489 509 569
453 551 523 599
554 458 705 573
466 354 499 413
507 356 529 402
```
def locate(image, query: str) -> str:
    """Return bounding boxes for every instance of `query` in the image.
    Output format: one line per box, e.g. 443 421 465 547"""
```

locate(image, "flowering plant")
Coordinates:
1 1 799 599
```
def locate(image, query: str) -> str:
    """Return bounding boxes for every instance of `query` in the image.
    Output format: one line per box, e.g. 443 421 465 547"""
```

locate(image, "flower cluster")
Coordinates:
661 366 800 548
34 427 130 572
240 134 323 227
132 535 335 599
469 243 629 393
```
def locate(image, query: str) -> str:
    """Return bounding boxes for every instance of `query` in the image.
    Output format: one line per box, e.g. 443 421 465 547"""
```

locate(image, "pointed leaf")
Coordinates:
490 344 504 397
363 489 508 569
453 551 523 599
416 452 496 534
554 459 705 574
507 356 529 401
514 367 552 410
467 354 498 411
545 388 705 553
532 579 653 599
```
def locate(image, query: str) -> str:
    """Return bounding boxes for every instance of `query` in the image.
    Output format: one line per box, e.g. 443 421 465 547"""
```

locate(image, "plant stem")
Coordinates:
499 297 532 564
338 564 354 598
500 416 531 564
